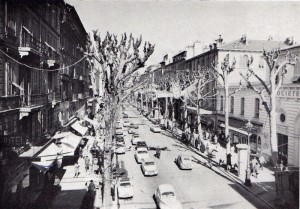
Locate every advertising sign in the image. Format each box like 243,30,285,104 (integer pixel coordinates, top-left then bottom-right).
0,135,27,147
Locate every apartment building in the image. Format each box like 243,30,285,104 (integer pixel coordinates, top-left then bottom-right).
0,1,91,207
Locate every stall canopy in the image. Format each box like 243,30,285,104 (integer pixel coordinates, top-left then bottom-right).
31,143,63,172
220,123,248,135
71,121,88,136
59,132,82,157
52,131,72,140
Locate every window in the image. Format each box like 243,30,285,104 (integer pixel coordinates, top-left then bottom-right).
4,60,19,96
240,97,245,115
230,96,234,113
6,2,17,36
254,98,260,118
240,55,249,68
294,58,300,76
220,96,224,111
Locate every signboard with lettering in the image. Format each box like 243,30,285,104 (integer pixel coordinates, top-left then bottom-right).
277,89,300,98
0,135,27,147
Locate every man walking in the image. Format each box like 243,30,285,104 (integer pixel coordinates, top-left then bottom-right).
85,156,90,172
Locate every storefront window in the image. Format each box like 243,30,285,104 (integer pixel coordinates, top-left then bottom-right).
278,133,288,165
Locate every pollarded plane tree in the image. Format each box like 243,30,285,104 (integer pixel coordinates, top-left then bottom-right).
182,67,217,141
211,55,243,161
239,49,297,166
86,31,154,205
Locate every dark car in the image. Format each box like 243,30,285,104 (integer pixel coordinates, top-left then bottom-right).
123,113,128,118
136,141,147,150
116,135,125,146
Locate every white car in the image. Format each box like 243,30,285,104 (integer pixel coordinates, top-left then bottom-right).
128,128,135,134
150,125,161,133
115,128,123,135
154,184,182,209
123,120,130,127
115,145,126,154
131,135,142,145
176,154,193,170
141,158,158,176
135,147,149,163
117,177,133,199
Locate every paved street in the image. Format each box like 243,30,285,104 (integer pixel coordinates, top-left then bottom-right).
116,106,272,209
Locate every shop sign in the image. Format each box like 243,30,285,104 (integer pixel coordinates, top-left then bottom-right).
277,89,300,98
0,135,27,147
277,124,288,134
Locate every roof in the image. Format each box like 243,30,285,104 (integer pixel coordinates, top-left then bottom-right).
142,157,154,163
219,39,290,52
158,184,175,193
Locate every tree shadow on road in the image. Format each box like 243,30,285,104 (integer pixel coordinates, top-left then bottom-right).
80,192,95,209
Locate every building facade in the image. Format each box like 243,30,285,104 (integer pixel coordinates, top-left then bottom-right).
215,36,299,166
0,1,91,207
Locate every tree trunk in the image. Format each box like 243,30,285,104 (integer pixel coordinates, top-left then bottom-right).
270,72,278,165
224,72,230,158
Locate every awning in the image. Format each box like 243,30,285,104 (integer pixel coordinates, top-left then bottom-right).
220,123,248,135
44,41,56,51
12,82,24,91
71,121,88,136
59,133,82,156
52,131,72,140
38,143,63,162
63,116,78,127
32,161,54,172
186,106,213,114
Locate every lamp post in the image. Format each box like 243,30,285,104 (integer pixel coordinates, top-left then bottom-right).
244,119,253,186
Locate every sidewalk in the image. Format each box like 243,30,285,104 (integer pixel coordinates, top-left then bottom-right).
142,114,295,209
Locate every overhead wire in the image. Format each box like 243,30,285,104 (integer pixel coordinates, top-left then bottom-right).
0,48,88,72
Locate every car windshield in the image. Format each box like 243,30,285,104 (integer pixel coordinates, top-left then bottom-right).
183,158,191,161
120,182,131,187
162,192,175,197
133,136,139,138
138,151,147,154
145,162,155,166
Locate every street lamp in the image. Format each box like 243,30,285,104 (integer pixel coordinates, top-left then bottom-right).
244,119,253,186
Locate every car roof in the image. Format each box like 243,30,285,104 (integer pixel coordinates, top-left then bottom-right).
137,147,147,151
142,157,154,163
120,177,130,182
158,184,175,193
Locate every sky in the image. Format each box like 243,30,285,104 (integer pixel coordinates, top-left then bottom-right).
66,0,300,67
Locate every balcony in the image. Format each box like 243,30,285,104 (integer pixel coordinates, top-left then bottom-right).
18,29,41,58
42,43,60,68
19,94,50,120
0,96,21,111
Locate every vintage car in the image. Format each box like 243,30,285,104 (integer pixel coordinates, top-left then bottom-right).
141,157,158,176
154,184,182,209
134,147,150,163
117,177,133,199
150,125,161,133
176,154,193,170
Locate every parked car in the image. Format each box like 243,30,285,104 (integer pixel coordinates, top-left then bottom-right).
135,147,149,163
129,123,139,129
116,122,123,129
123,120,130,127
117,177,133,199
115,128,123,135
131,135,142,145
176,154,193,170
150,125,161,133
123,113,129,118
136,141,147,150
128,128,135,134
116,135,125,146
115,145,126,154
141,158,158,176
154,184,182,209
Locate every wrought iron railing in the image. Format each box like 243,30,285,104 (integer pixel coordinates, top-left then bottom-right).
0,96,21,111
21,94,49,107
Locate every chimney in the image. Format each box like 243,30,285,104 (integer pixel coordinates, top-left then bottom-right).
240,34,247,44
209,44,213,50
284,36,294,46
213,43,217,49
215,34,223,47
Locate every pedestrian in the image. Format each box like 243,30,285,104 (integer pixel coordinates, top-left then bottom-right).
258,154,266,170
214,134,218,144
253,159,261,178
84,156,90,172
74,162,80,178
79,147,83,158
87,180,96,197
